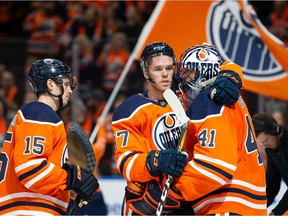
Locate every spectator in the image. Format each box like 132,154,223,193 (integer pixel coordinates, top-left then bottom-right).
267,1,288,45
61,2,85,48
97,32,130,98
118,5,144,50
0,98,8,150
253,113,288,215
73,34,103,90
0,2,28,38
0,70,19,120
0,63,7,88
84,88,106,123
23,2,64,64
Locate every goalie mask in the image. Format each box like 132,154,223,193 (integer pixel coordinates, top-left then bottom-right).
176,43,222,107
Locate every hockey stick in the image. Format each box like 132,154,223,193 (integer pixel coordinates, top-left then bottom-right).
156,89,190,216
66,122,96,215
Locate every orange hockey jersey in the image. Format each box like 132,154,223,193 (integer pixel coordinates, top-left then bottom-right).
112,93,182,183
174,88,267,214
0,102,70,215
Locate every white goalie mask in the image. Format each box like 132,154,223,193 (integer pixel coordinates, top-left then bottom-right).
176,43,222,106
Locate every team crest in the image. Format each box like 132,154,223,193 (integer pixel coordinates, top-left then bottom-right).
153,112,182,150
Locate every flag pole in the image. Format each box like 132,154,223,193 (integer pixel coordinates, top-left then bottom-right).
89,1,166,143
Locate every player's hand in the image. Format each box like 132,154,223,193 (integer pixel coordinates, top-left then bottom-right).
63,163,99,201
146,149,188,177
209,70,242,106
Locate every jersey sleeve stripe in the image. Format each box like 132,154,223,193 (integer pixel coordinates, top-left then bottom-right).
126,154,139,181
193,187,267,205
116,151,131,170
119,152,136,175
18,160,48,181
0,201,65,215
216,188,267,200
193,196,267,213
194,154,237,171
15,158,46,173
25,163,55,189
2,210,54,216
229,179,266,192
0,192,68,208
188,161,226,185
194,159,233,179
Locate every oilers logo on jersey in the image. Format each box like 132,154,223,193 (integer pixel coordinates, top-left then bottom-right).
152,112,182,150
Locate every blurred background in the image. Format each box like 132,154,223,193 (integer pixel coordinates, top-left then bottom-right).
0,1,287,214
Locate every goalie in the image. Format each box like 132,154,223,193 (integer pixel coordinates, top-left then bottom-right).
170,43,267,215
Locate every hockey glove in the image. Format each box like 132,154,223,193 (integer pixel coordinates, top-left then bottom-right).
63,163,99,201
146,149,188,177
127,179,183,215
209,70,242,106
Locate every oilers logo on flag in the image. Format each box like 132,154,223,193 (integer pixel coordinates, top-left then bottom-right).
153,112,182,150
207,1,285,80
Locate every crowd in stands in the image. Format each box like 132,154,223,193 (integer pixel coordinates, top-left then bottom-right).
0,1,288,177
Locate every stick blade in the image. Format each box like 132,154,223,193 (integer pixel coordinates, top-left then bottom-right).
163,89,189,125
67,122,96,172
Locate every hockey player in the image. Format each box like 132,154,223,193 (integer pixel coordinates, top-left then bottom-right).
111,42,243,215
172,43,267,214
0,59,99,215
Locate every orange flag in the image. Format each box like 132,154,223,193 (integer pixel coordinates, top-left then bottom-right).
136,1,288,101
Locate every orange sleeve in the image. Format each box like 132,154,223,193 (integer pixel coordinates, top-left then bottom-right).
220,61,244,88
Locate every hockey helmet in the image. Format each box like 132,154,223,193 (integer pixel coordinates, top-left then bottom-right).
140,42,176,71
28,58,77,95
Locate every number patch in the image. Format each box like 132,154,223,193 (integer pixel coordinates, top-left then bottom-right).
116,130,129,148
24,136,45,155
198,129,216,148
0,152,8,183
